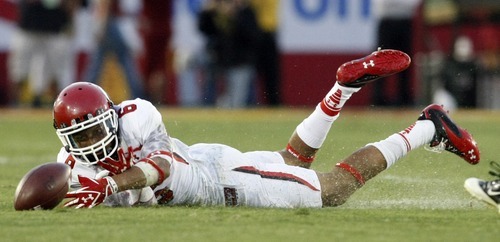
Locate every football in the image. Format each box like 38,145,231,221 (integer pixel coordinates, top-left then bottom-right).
14,162,71,211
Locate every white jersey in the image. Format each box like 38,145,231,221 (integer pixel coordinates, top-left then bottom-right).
57,99,322,208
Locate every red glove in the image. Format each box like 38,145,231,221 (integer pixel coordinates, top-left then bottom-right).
98,147,134,175
64,175,118,209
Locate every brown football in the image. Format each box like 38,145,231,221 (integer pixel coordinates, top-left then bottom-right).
14,162,71,211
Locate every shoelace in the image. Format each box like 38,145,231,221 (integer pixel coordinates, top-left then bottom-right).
488,161,500,179
424,138,447,154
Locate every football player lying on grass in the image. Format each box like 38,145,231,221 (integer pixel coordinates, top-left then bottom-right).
53,49,480,209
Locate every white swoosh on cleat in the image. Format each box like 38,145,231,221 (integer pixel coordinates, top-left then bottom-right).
486,187,500,196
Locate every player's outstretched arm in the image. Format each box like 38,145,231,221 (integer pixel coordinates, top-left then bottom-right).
114,156,170,191
65,157,170,208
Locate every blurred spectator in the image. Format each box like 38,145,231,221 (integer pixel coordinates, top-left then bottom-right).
141,0,172,104
83,0,145,99
172,0,205,107
251,0,281,106
0,0,17,106
8,0,80,107
198,0,262,108
476,25,500,109
440,36,478,108
372,0,420,106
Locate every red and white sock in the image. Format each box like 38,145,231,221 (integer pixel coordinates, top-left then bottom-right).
319,82,361,117
296,82,360,149
369,120,435,169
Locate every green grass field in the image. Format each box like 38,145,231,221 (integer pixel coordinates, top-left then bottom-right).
0,107,499,242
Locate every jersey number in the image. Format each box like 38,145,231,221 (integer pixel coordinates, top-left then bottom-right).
118,104,137,118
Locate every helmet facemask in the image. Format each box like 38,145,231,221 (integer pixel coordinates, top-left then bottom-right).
56,109,119,166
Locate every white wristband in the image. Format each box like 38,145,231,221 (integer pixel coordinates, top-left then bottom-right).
135,162,160,186
104,176,119,194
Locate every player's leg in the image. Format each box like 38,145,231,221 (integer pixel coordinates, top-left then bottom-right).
280,49,411,168
319,104,480,206
279,82,361,168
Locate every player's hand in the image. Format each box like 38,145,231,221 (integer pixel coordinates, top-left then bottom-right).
98,147,134,175
64,175,118,209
